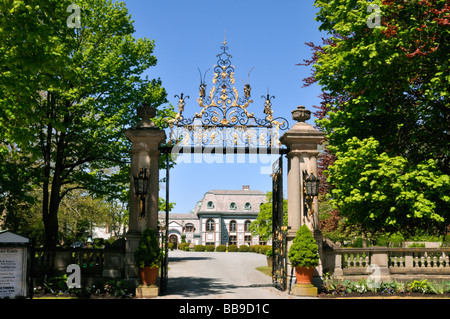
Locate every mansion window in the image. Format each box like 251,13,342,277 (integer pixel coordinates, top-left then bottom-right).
207,201,215,209
229,235,237,245
184,224,195,232
229,220,237,232
244,202,251,210
244,220,251,232
206,218,215,232
230,202,237,210
245,235,252,245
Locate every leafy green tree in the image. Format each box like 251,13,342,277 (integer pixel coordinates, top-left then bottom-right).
326,137,450,237
0,0,174,247
313,0,449,172
249,192,287,242
304,0,450,237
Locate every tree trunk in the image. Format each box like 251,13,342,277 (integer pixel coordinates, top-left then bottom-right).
41,94,67,249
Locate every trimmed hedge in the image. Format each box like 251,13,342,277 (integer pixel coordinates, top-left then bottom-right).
175,243,272,254
216,245,227,252
238,245,249,252
249,245,271,254
178,243,189,251
194,245,205,252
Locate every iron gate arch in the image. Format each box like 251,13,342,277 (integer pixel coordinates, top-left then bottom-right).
158,40,290,294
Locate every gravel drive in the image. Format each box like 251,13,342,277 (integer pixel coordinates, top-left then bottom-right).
156,250,314,299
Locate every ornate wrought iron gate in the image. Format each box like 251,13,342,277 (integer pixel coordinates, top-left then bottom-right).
272,156,287,291
158,40,290,295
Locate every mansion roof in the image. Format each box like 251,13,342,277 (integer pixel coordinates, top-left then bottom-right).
158,186,267,219
195,188,266,216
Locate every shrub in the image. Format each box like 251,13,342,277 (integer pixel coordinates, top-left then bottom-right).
288,225,319,268
178,243,188,251
216,245,227,252
228,244,238,252
259,245,270,255
194,245,205,252
239,245,249,252
205,245,215,252
134,228,162,268
407,279,435,294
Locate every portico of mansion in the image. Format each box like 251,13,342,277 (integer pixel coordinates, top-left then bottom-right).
158,186,270,248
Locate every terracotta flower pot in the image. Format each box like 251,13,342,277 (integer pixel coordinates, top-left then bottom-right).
295,266,314,284
139,266,158,285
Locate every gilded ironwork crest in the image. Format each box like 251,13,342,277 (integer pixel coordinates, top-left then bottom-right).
167,41,289,149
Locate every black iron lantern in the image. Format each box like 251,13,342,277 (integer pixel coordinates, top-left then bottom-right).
303,171,320,216
134,168,148,217
134,168,148,196
304,172,319,198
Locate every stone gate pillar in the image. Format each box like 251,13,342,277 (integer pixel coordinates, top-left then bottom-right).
280,105,325,290
124,103,166,286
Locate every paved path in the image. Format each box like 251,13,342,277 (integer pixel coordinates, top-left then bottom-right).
156,250,314,299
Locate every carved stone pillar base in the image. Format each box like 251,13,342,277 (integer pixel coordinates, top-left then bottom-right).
291,283,318,297
135,285,159,298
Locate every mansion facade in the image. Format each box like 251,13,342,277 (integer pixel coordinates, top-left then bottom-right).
158,186,269,248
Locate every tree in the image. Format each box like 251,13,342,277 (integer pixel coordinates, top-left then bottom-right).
0,0,175,247
249,192,287,242
313,0,449,172
326,137,450,237
301,0,450,237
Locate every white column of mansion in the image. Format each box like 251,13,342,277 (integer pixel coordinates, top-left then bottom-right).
280,105,325,278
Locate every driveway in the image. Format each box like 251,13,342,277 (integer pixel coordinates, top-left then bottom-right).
156,250,313,299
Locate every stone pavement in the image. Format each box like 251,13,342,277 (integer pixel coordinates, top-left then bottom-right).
156,250,316,299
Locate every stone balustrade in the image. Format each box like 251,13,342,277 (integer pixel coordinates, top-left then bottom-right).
32,246,125,284
323,244,450,281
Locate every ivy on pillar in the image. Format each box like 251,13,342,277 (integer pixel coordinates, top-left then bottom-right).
124,102,166,287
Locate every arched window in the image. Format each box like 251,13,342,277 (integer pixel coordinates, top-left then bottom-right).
206,218,215,232
230,202,237,210
244,220,251,232
207,201,214,209
229,220,237,232
244,202,251,210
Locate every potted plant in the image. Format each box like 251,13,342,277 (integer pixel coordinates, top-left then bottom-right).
134,228,162,285
288,225,320,285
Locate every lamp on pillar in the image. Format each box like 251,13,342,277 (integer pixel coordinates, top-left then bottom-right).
303,171,319,217
134,168,149,218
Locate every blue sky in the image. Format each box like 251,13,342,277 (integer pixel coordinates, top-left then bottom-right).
122,0,326,213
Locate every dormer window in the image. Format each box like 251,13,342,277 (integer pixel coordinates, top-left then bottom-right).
230,202,237,210
244,202,251,210
207,201,214,209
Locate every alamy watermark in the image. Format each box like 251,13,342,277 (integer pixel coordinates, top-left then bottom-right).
67,4,81,28
367,4,381,29
66,264,81,289
170,146,281,175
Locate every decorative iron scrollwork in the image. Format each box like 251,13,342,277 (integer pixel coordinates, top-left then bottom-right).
167,41,289,149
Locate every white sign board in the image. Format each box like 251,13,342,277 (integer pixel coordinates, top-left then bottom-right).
0,231,29,298
0,247,27,298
